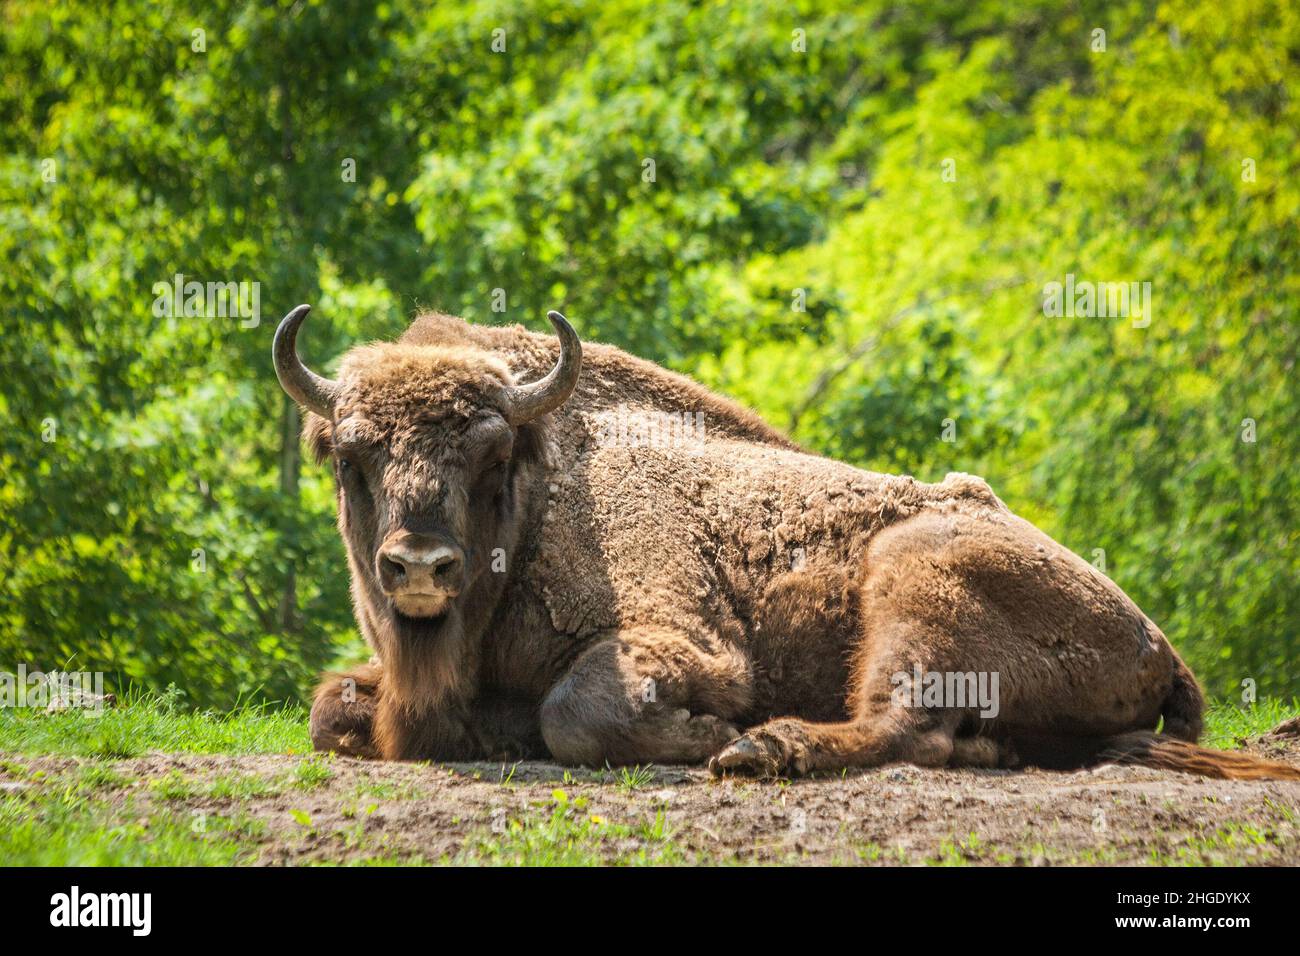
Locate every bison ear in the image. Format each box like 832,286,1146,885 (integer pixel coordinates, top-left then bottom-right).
303,412,334,466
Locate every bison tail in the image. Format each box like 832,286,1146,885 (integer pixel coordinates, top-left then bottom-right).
1098,731,1300,781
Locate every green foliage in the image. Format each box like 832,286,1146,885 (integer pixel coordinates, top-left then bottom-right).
1,0,1297,704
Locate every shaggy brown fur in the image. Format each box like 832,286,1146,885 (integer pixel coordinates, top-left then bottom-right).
288,310,1299,781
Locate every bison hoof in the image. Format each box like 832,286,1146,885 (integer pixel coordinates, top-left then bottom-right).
708,728,797,778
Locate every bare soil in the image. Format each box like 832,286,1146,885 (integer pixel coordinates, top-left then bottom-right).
8,733,1300,865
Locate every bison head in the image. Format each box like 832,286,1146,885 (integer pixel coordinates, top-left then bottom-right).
273,304,580,708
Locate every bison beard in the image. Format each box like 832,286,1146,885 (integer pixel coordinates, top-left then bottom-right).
276,304,1300,781
386,607,468,707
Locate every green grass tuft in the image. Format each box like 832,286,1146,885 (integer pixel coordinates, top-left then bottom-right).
1201,698,1299,750
291,754,335,790
616,765,656,791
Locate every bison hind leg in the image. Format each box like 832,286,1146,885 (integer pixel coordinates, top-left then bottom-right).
948,735,1003,768
310,660,381,758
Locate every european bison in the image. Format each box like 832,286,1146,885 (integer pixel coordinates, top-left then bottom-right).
274,305,1297,780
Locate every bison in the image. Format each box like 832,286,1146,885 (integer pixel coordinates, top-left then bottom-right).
274,304,1298,780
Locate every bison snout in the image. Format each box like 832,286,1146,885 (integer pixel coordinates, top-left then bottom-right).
377,536,465,611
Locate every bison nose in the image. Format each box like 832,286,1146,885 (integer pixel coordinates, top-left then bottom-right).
377,539,465,594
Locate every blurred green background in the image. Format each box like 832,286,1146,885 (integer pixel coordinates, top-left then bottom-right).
2,0,1297,708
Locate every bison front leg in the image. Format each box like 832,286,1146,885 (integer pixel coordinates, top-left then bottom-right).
312,659,504,760
311,659,477,761
373,690,548,762
310,660,382,758
372,693,480,762
540,626,752,766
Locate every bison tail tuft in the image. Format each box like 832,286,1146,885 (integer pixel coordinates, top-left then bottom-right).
1098,731,1300,781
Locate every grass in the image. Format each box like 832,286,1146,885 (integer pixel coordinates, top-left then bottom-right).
1147,822,1289,866
0,693,316,864
1,689,1291,761
0,688,309,757
134,756,336,804
452,789,690,865
616,765,657,791
291,754,334,790
0,783,260,865
208,771,285,800
353,778,426,801
0,693,1295,866
146,767,290,801
1202,697,1298,749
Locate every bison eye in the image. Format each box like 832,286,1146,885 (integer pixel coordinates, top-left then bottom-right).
476,460,508,497
337,457,369,497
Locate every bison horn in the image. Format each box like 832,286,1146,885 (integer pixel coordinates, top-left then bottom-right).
273,304,340,419
504,310,582,424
